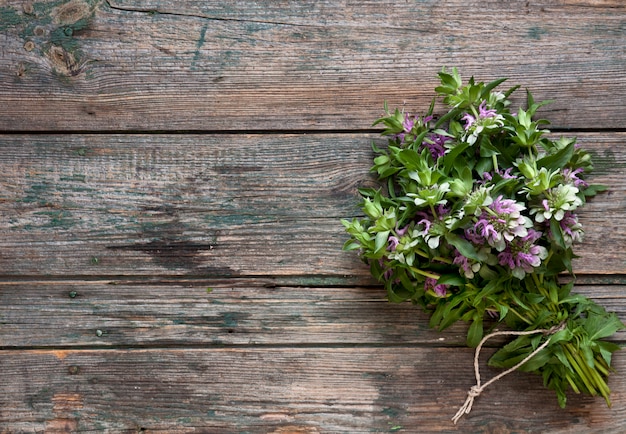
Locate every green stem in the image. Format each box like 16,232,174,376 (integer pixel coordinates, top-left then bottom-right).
564,345,598,395
564,372,581,394
409,266,440,280
508,306,533,325
414,249,453,264
585,357,611,399
429,203,438,220
594,356,610,377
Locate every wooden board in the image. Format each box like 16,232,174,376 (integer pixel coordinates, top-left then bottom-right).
1,0,625,432
1,282,624,349
0,0,624,130
1,133,625,278
1,347,626,433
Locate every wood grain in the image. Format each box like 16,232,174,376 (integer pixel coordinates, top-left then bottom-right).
1,133,624,277
1,0,625,432
0,0,624,130
1,347,625,433
0,282,624,349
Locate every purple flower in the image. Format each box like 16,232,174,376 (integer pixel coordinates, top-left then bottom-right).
478,100,497,118
490,195,522,215
462,101,497,131
499,167,517,179
461,113,476,130
474,195,532,251
402,113,416,133
424,277,448,297
475,218,499,242
395,113,434,144
482,168,515,183
530,184,582,223
562,167,588,188
395,225,409,237
454,250,481,279
465,226,485,244
435,204,450,217
379,258,393,280
557,211,584,246
417,217,431,233
497,229,548,279
422,132,451,159
388,236,400,251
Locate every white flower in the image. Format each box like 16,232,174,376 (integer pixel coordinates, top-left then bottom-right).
531,184,583,222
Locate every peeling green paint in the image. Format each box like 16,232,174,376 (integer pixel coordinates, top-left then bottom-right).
34,210,75,228
588,148,625,176
381,407,400,418
59,174,87,182
0,7,24,31
72,147,90,156
526,26,548,40
190,24,208,70
222,312,238,328
20,183,52,204
9,0,100,77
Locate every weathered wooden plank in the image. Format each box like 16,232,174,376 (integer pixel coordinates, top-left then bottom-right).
0,281,624,348
0,0,624,130
0,347,624,433
1,133,624,277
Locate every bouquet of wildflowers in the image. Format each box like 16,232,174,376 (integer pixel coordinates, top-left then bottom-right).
342,68,623,417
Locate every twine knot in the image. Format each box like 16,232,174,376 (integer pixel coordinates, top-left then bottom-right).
452,322,566,424
468,385,482,398
451,385,483,424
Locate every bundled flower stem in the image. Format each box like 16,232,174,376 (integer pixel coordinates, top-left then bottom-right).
342,67,624,412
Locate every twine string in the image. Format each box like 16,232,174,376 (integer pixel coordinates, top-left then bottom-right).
451,322,566,424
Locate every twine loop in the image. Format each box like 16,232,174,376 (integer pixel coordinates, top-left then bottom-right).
451,322,566,424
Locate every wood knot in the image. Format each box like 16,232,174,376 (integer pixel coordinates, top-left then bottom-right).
23,2,35,15
46,45,84,77
23,41,35,52
52,0,92,25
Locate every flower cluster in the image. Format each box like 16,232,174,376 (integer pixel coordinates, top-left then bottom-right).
342,68,623,409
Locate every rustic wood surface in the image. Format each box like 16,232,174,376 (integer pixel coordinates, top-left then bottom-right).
1,0,625,432
0,0,625,131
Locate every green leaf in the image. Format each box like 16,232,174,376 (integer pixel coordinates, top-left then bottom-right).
374,230,390,254
357,187,379,198
445,233,481,261
481,77,508,99
597,341,622,366
342,241,362,251
438,295,469,330
396,149,424,170
503,84,521,99
467,317,484,348
429,302,445,329
387,284,412,303
527,89,535,109
434,107,463,129
442,141,470,173
478,136,500,158
519,348,552,372
549,218,566,250
583,184,608,197
475,156,493,175
537,140,575,171
363,197,382,219
584,312,625,341
437,274,465,287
